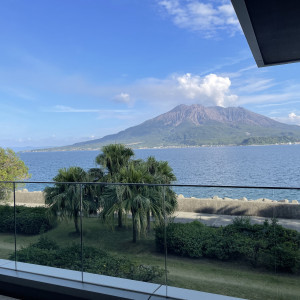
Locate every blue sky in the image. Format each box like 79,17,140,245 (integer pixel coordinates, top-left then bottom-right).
1,0,300,148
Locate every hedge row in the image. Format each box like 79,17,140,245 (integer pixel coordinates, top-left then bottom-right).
0,205,56,235
13,236,164,282
155,218,300,273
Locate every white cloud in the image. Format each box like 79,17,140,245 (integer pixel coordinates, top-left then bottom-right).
271,112,300,126
158,0,241,37
113,92,133,105
128,73,238,108
288,112,300,125
176,73,237,106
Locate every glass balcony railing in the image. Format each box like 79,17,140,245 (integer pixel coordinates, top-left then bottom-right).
0,181,299,299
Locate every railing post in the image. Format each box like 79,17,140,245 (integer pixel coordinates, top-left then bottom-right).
80,183,84,283
13,182,17,270
163,186,168,297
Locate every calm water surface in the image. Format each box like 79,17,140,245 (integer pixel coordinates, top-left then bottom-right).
19,145,300,200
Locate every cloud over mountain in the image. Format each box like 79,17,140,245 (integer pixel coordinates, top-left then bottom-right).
131,73,238,108
177,73,237,106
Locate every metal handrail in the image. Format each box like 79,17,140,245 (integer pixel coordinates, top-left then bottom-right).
1,180,300,190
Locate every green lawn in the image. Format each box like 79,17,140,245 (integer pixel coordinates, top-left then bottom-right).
0,217,299,300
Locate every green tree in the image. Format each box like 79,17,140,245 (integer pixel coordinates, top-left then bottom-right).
96,144,134,178
86,168,105,214
96,144,134,227
0,148,30,200
100,157,177,242
44,167,90,234
145,157,177,232
146,156,176,184
101,161,154,242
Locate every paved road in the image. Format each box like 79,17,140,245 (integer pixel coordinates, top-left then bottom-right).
172,211,300,232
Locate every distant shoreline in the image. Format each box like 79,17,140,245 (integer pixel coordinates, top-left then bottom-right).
25,142,300,153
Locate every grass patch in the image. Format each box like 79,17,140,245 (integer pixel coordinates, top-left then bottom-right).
0,217,299,300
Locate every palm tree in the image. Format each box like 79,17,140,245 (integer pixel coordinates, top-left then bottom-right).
86,168,105,214
119,162,156,243
145,157,177,232
96,144,134,227
100,159,176,243
44,167,89,234
99,184,127,227
146,156,176,183
96,146,177,241
100,161,156,242
95,144,134,178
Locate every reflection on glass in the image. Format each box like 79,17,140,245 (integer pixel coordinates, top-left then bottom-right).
0,182,15,265
82,182,167,295
0,180,299,300
166,186,300,300
14,182,81,281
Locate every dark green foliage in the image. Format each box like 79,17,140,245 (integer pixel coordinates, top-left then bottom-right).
13,236,164,282
222,218,300,272
240,136,298,145
44,167,94,234
156,221,211,258
95,143,134,178
155,218,300,273
0,205,56,235
97,147,177,242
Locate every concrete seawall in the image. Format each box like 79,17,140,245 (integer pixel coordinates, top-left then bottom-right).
177,195,300,219
4,190,300,219
7,190,45,206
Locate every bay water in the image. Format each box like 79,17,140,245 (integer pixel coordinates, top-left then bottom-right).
19,144,300,201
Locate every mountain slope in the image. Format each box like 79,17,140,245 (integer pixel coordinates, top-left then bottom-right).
40,104,300,151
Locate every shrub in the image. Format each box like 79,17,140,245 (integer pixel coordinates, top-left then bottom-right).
156,221,208,256
0,205,56,235
155,219,300,273
12,237,164,282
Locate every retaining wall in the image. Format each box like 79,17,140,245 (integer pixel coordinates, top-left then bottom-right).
177,195,300,219
7,189,45,206
4,191,300,219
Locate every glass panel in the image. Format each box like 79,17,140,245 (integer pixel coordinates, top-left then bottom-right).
3,180,298,300
0,182,15,268
82,182,167,297
271,188,300,300
165,185,300,300
15,182,82,281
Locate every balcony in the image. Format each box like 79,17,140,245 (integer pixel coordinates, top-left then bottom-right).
0,181,299,299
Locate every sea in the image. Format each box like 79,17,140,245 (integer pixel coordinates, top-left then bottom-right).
19,144,300,201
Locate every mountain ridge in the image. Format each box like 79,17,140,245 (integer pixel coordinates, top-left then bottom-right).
35,104,300,151
145,104,283,127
